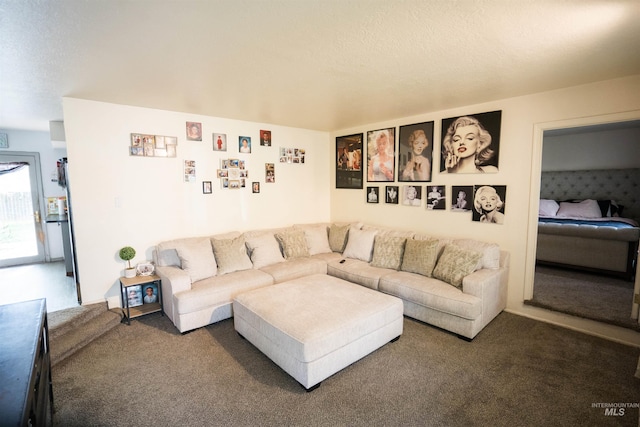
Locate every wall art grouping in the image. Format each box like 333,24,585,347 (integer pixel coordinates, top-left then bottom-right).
279,147,306,164
130,133,178,157
336,109,502,188
217,159,248,189
366,184,507,224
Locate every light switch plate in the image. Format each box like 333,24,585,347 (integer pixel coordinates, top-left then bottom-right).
0,133,8,148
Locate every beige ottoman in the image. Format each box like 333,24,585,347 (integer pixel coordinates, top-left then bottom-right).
233,274,403,391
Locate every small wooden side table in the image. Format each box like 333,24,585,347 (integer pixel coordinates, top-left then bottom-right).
120,274,162,325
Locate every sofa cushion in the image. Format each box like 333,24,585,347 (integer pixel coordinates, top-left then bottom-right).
400,238,439,277
370,235,406,270
275,230,310,259
379,271,482,320
453,239,501,270
327,258,394,290
175,269,274,315
173,238,217,282
328,223,350,252
260,257,327,283
211,236,253,275
245,233,285,269
342,227,377,262
302,225,332,255
432,244,482,288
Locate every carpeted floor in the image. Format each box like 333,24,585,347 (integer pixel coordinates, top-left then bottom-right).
527,266,639,332
51,311,640,426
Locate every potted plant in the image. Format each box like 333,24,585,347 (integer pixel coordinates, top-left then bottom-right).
119,246,137,278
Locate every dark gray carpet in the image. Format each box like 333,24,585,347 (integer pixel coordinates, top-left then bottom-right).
528,266,639,332
51,311,640,426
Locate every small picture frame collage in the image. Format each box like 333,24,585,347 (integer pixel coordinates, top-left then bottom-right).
130,133,178,157
217,159,248,189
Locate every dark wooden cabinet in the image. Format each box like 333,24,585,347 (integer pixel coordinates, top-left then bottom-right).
0,299,54,426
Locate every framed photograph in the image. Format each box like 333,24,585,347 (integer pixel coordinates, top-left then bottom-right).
265,163,275,182
451,185,473,212
203,181,212,194
186,122,202,141
239,136,251,153
366,187,379,203
336,133,363,189
260,130,271,146
426,185,446,210
402,185,422,207
398,122,434,182
367,128,395,182
184,160,196,183
440,110,501,173
142,283,159,304
213,133,227,151
472,185,507,224
385,185,399,204
252,182,260,193
126,285,143,308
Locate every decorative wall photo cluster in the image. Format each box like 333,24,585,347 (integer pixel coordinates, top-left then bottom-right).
346,109,505,224
367,184,507,224
217,159,248,189
279,147,306,164
130,133,178,157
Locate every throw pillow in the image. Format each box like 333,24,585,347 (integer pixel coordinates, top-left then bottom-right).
245,233,285,269
211,236,253,275
538,199,559,217
556,199,602,219
370,235,406,270
432,244,482,289
174,238,218,282
303,225,332,255
453,239,500,270
400,238,439,277
342,227,377,262
328,223,350,252
275,230,310,259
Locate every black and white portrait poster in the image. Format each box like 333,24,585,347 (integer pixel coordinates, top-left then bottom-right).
451,185,473,212
472,185,507,224
440,110,501,174
398,121,434,182
426,185,446,210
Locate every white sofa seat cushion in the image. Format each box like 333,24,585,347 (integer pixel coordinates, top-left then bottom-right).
259,257,327,283
174,269,273,315
327,258,394,290
379,271,482,320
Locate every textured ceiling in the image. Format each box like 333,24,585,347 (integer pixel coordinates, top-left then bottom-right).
1,0,639,133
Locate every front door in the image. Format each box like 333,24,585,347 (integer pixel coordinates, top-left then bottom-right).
0,153,46,267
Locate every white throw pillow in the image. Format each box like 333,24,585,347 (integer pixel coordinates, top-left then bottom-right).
211,236,253,275
453,239,500,270
556,199,602,219
245,233,285,269
174,238,217,282
342,228,377,262
538,199,559,217
303,225,332,255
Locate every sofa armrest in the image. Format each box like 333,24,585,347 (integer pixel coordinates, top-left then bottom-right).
462,257,509,329
462,268,502,298
156,265,192,295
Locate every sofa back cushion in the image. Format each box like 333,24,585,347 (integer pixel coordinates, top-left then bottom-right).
370,235,406,270
245,232,285,269
432,244,483,288
211,235,253,275
400,238,439,277
452,239,501,270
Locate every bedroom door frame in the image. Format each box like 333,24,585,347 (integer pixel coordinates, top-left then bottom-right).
525,110,640,303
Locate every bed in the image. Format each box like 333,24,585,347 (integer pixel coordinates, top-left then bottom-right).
536,168,640,281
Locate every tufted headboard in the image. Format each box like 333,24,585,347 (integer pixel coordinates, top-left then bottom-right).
539,168,640,222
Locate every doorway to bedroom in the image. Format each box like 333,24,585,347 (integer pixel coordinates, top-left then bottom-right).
525,118,640,331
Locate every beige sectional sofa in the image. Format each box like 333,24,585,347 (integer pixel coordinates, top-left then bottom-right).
153,223,509,340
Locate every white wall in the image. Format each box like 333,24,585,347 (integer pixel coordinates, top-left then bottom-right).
0,129,67,259
542,126,640,171
62,99,330,305
330,74,640,345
